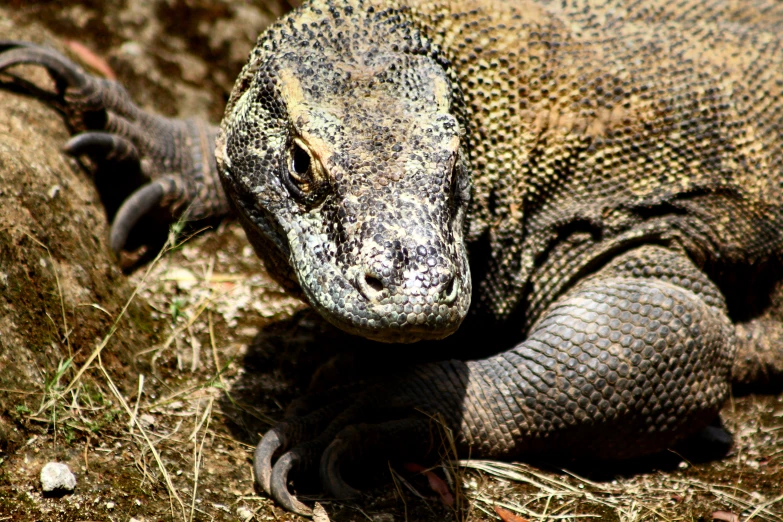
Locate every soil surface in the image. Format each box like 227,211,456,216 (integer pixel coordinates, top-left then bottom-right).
0,2,782,522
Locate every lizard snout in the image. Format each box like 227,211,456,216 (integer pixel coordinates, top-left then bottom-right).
353,267,459,306
340,238,467,340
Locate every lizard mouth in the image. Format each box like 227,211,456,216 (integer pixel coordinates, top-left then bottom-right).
317,298,467,343
295,260,471,344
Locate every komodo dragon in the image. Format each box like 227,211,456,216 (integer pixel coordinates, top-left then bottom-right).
2,0,783,514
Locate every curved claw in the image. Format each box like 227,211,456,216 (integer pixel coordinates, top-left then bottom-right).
320,439,361,499
0,45,86,90
110,181,164,253
0,40,40,51
65,132,139,163
254,428,286,494
270,452,312,516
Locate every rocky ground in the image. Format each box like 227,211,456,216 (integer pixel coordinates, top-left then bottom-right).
0,2,781,521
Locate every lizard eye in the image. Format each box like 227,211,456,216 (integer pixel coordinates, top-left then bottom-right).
291,142,311,178
283,138,325,204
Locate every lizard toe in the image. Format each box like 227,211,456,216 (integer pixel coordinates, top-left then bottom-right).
257,374,450,510
320,418,434,499
254,397,356,498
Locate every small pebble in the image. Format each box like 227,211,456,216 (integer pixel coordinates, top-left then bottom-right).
139,413,156,431
119,41,143,57
237,506,253,522
40,462,76,493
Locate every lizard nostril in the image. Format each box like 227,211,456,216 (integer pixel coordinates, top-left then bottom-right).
355,271,386,301
364,274,384,293
442,276,458,304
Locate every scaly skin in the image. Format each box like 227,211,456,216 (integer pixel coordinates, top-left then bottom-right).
3,0,783,515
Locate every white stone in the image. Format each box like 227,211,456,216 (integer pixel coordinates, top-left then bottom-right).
40,462,76,492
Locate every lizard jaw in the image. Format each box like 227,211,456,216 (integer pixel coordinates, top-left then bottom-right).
292,239,472,343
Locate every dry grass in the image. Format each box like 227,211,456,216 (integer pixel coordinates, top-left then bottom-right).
461,460,783,522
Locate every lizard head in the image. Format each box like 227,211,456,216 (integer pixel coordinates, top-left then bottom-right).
216,1,471,343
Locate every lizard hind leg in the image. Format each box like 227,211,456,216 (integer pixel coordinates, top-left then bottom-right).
733,316,783,392
729,269,783,391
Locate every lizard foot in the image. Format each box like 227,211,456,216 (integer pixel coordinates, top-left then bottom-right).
0,40,229,255
254,371,456,515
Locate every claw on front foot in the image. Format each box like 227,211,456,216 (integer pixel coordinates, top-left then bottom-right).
270,452,312,516
320,438,361,499
254,427,285,494
254,427,361,515
0,41,87,90
110,181,165,254
255,426,317,515
251,375,442,514
64,131,139,163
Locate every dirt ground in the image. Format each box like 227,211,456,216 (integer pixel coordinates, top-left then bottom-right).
0,2,782,521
